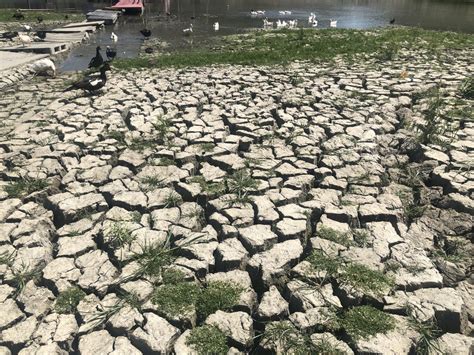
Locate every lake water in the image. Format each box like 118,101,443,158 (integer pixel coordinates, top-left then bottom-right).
2,0,473,71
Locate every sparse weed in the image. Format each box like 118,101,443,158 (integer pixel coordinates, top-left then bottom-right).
226,169,258,200
3,177,49,198
140,175,167,190
458,76,474,99
164,191,182,208
106,223,135,248
317,226,352,247
199,143,215,152
55,286,86,314
152,116,171,143
108,130,126,145
408,308,442,355
11,262,40,297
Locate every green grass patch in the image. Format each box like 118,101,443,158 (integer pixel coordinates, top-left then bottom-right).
55,286,86,314
0,9,83,23
196,281,243,320
341,306,395,340
114,28,473,69
3,178,49,198
340,263,394,297
151,282,201,315
186,325,229,355
306,251,393,297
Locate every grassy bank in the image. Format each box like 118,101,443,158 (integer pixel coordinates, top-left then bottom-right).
0,9,83,23
114,27,474,70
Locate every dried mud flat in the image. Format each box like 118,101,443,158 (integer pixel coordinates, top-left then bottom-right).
0,48,473,354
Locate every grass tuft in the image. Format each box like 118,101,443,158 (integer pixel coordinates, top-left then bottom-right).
458,76,474,99
186,325,229,355
55,286,86,314
3,178,49,198
196,281,243,320
341,306,395,340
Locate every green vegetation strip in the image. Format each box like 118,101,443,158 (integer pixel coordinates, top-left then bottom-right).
114,28,473,69
0,9,82,22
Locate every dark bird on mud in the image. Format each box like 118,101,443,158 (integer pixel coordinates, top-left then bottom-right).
88,46,104,69
390,18,395,24
12,11,24,20
140,28,151,38
37,16,43,24
2,31,19,41
106,46,117,60
144,47,153,54
35,31,47,40
64,62,110,93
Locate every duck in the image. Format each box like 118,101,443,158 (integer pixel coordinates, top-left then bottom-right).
257,10,265,15
140,28,151,38
35,31,47,40
390,18,395,25
288,19,297,29
88,46,104,69
19,33,33,47
29,58,56,77
83,32,90,41
2,31,18,41
330,19,338,28
144,47,153,54
110,31,118,43
183,24,193,35
213,22,219,31
308,12,315,23
250,10,258,16
64,62,111,93
106,46,117,60
312,19,318,27
22,24,32,32
37,16,43,24
64,14,69,20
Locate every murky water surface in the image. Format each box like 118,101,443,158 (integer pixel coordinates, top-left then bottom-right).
2,0,473,71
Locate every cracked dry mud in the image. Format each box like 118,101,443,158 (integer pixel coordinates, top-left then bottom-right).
0,49,473,354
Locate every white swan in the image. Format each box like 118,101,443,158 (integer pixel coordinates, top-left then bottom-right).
263,18,273,28
330,19,337,28
288,19,298,29
110,32,118,43
213,22,219,31
308,12,315,23
29,58,56,77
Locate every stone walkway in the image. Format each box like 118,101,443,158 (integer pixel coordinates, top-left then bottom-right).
0,49,472,354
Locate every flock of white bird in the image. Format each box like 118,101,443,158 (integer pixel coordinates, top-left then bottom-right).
258,10,338,29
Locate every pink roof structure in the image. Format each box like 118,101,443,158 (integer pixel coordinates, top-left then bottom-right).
111,0,144,11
